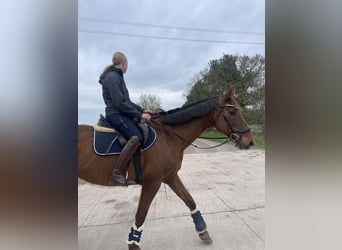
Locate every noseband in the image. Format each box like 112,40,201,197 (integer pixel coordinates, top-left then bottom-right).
214,98,251,143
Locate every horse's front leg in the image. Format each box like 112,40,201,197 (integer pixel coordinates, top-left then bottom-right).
128,180,161,250
165,174,212,244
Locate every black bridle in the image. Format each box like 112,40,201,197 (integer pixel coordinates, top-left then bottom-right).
150,98,251,149
191,101,251,149
214,98,251,143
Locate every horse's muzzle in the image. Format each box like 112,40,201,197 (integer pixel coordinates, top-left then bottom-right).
235,139,254,150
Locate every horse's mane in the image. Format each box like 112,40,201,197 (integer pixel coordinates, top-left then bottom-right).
158,98,218,125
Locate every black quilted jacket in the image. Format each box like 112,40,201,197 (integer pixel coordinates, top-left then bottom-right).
99,66,144,120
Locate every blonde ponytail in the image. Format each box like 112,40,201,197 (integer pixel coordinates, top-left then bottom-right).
102,52,127,74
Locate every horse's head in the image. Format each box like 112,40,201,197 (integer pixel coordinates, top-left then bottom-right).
214,87,254,149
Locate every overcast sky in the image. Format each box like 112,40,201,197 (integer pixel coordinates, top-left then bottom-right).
78,0,264,124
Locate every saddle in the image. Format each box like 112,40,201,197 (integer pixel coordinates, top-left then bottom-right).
93,114,157,184
94,114,155,153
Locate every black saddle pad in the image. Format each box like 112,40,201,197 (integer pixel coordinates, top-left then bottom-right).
93,127,157,156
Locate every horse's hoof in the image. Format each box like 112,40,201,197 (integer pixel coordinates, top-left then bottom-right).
199,231,213,244
128,243,141,250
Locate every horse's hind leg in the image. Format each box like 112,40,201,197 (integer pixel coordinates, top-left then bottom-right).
127,181,161,250
165,174,212,244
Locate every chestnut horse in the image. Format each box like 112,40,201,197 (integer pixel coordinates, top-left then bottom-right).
78,87,254,250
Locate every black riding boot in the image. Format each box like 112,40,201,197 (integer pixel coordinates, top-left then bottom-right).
108,136,141,186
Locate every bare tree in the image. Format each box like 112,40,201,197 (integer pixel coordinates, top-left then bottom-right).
139,94,162,111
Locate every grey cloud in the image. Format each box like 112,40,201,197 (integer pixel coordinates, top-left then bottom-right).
78,0,264,124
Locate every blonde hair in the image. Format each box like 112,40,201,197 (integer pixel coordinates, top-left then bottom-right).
112,52,127,65
102,51,127,73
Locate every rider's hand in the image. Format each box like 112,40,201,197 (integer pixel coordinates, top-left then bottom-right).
142,112,151,121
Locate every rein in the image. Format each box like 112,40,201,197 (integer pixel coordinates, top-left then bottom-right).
149,119,193,145
191,137,231,149
150,118,230,149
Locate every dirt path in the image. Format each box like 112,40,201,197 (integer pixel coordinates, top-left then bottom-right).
78,139,265,250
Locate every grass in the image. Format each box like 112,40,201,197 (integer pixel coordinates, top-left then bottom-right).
248,124,265,149
200,124,265,149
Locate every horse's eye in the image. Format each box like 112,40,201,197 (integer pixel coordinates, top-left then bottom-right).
229,111,236,115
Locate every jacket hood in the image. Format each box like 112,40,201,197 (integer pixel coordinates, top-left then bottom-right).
98,65,123,84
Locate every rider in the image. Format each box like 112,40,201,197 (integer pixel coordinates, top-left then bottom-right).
99,52,151,186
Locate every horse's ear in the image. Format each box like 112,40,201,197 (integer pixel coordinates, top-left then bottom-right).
228,86,235,97
223,86,235,101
